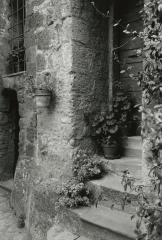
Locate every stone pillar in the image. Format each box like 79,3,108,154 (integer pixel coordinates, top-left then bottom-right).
71,0,108,150
25,0,109,238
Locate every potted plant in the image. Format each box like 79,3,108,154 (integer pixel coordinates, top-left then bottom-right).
89,92,131,159
35,89,51,108
90,110,120,159
35,71,53,108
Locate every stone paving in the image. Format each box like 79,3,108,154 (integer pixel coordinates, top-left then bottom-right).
47,224,89,240
0,188,29,240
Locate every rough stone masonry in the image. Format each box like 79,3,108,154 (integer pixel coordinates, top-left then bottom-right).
0,0,109,239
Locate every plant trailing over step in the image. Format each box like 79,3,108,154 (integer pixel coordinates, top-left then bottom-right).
56,150,109,209
56,179,91,209
73,150,109,182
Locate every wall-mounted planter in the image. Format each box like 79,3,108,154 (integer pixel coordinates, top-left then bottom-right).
35,89,51,108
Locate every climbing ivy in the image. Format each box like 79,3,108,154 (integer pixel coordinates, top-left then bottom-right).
121,1,162,239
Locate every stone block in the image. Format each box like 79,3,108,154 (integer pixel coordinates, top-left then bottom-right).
26,144,35,157
27,0,45,10
26,46,37,64
47,225,78,240
72,18,89,44
25,31,36,48
26,62,37,77
36,53,46,72
26,128,35,143
61,43,73,71
60,0,72,18
37,27,61,50
26,12,44,30
37,29,51,50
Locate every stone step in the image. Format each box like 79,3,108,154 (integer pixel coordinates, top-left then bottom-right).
90,157,142,213
47,224,90,240
0,179,14,193
124,136,142,158
126,137,142,147
90,174,139,214
63,158,141,240
109,157,142,179
71,206,136,240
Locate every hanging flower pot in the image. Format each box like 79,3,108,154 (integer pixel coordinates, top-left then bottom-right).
35,89,51,108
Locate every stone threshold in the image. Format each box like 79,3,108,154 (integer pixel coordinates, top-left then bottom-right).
90,156,142,214
71,205,136,240
0,179,14,193
2,71,26,78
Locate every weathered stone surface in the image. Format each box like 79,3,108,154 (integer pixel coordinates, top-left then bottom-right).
36,53,46,71
0,1,112,240
47,225,78,240
26,128,36,143
27,12,44,30
0,188,30,240
26,144,35,157
26,46,37,64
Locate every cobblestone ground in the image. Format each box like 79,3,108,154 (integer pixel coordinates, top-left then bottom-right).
0,188,29,240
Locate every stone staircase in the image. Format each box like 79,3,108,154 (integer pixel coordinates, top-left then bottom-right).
124,136,142,158
0,137,143,240
69,157,142,240
48,136,142,240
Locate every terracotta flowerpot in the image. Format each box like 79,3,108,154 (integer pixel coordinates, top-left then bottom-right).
35,89,51,108
102,143,120,160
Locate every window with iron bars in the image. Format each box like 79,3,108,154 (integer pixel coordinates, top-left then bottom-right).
8,0,26,74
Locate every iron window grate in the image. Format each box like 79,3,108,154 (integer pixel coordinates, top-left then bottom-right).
8,0,26,74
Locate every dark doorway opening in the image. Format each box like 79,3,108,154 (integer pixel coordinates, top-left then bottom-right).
2,89,20,178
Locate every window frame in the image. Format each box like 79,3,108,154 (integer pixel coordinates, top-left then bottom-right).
8,0,26,74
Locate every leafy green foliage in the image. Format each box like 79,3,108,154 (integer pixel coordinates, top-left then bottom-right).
134,0,162,105
73,150,110,182
90,110,119,145
89,93,131,145
56,179,91,209
142,106,162,163
121,173,162,240
117,1,162,239
56,150,109,209
121,106,162,240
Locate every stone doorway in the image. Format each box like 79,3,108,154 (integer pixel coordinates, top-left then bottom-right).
117,0,143,137
0,89,20,180
115,0,143,158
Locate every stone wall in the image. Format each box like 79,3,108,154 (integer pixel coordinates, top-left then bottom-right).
27,0,108,239
71,0,108,150
0,0,109,239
